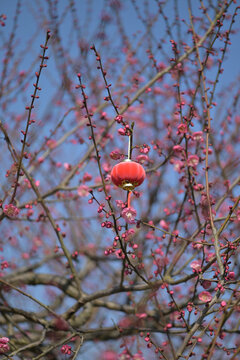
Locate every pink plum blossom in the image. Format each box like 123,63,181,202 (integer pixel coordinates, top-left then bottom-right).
136,154,149,164
173,145,185,153
187,155,199,168
115,200,125,209
38,156,44,163
200,193,215,220
172,159,185,173
202,280,211,289
0,337,10,354
3,204,20,218
121,207,137,224
64,162,71,171
83,172,92,182
193,183,204,191
192,131,203,141
228,272,235,280
123,228,135,240
110,149,124,160
102,162,111,172
177,123,187,134
136,313,147,319
118,128,126,136
46,139,57,148
61,344,71,355
190,260,202,272
198,291,212,303
0,337,9,344
133,352,145,360
77,185,90,197
100,350,118,360
160,219,169,231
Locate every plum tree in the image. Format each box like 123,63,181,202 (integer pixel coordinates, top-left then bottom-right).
0,1,239,359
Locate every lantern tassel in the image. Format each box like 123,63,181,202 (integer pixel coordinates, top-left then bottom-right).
127,191,132,208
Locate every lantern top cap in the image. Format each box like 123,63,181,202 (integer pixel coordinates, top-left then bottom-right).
123,158,135,162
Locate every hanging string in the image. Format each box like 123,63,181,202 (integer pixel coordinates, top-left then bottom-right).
127,122,134,160
127,122,134,207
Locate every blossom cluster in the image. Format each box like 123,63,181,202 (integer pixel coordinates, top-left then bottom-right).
0,337,10,354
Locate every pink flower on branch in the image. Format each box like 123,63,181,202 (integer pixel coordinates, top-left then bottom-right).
3,204,20,218
110,149,124,160
83,172,92,182
177,123,187,134
0,337,10,354
200,193,216,220
121,206,137,224
190,260,202,273
136,154,149,164
198,291,212,303
201,280,211,289
136,312,147,319
115,199,125,209
61,344,71,355
159,219,169,231
77,185,90,197
192,131,203,141
187,155,199,168
46,139,57,149
100,350,118,360
173,145,185,154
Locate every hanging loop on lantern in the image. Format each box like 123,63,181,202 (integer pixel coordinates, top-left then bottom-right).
127,122,134,160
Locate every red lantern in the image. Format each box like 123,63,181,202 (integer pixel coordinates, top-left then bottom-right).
110,159,146,191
